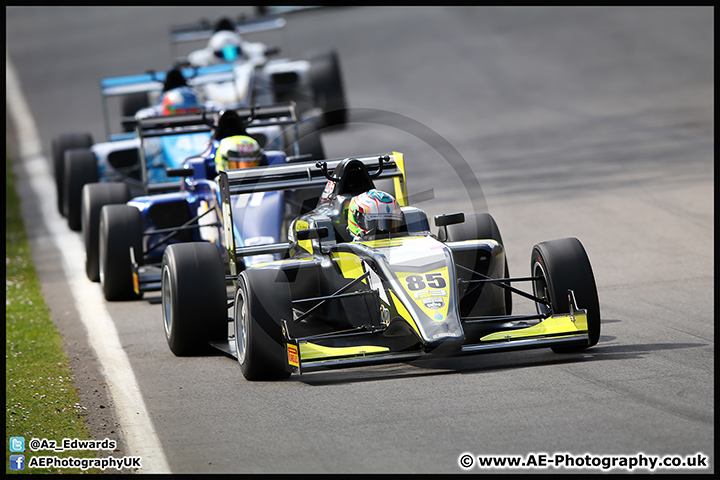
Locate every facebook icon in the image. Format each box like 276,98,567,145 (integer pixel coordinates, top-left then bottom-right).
10,455,25,470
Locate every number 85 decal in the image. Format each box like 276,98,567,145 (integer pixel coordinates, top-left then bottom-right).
405,273,447,291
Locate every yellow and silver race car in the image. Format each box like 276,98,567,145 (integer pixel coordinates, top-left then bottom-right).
160,153,601,380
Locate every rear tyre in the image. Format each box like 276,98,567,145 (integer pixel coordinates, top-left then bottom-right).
64,148,98,231
309,50,348,127
235,269,292,381
99,205,143,301
447,213,512,315
286,114,326,161
161,243,227,356
531,237,601,353
52,133,93,216
82,183,132,282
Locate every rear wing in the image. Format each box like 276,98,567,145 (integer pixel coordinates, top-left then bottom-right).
136,103,298,139
101,63,236,98
170,15,286,44
100,63,237,138
218,152,408,276
135,103,299,194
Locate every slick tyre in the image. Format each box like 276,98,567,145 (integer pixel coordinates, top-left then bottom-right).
121,92,150,131
161,243,227,356
447,213,512,315
64,148,99,231
52,133,93,216
81,182,131,282
235,269,292,381
99,205,143,301
309,50,348,127
285,113,326,161
531,237,601,353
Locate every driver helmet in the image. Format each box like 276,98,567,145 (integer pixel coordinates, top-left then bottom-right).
347,189,403,238
209,30,243,62
159,86,201,115
215,135,261,171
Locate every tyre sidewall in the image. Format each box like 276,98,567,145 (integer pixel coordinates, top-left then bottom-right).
82,183,131,282
99,205,143,301
237,269,292,380
531,237,600,348
64,148,99,231
162,243,227,356
53,133,93,215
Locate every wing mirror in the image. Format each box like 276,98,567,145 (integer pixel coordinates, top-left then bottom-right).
264,46,281,57
434,212,464,242
296,227,329,241
166,167,195,177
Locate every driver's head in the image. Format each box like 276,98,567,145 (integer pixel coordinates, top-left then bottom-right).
162,67,188,92
347,189,403,238
159,86,201,115
209,30,242,62
215,135,261,171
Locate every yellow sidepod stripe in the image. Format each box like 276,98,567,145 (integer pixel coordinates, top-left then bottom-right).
390,290,421,336
480,313,588,342
299,342,389,361
331,251,365,280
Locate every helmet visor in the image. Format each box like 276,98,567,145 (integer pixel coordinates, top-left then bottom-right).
359,212,402,233
215,44,240,61
226,159,259,170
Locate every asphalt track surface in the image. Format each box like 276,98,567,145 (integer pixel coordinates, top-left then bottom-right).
6,6,713,474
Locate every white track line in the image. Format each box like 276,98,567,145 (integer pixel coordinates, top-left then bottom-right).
6,53,171,474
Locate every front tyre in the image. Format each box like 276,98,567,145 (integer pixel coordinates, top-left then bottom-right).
162,243,227,356
531,237,600,353
99,205,143,301
235,269,292,381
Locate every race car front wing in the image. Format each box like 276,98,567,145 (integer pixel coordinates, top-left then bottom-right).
280,290,590,375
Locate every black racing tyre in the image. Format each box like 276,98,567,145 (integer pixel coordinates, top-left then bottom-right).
285,114,326,161
309,50,348,127
531,237,601,353
121,92,150,131
447,213,512,315
235,269,292,381
161,243,228,356
99,205,143,301
81,182,132,282
52,133,93,216
63,148,98,231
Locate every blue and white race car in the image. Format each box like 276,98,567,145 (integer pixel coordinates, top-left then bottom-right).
85,104,322,302
172,14,348,127
52,63,325,232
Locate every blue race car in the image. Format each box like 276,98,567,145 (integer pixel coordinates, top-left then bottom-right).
90,103,322,301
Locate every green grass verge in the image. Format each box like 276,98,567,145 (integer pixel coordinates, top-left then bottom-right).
5,157,102,474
